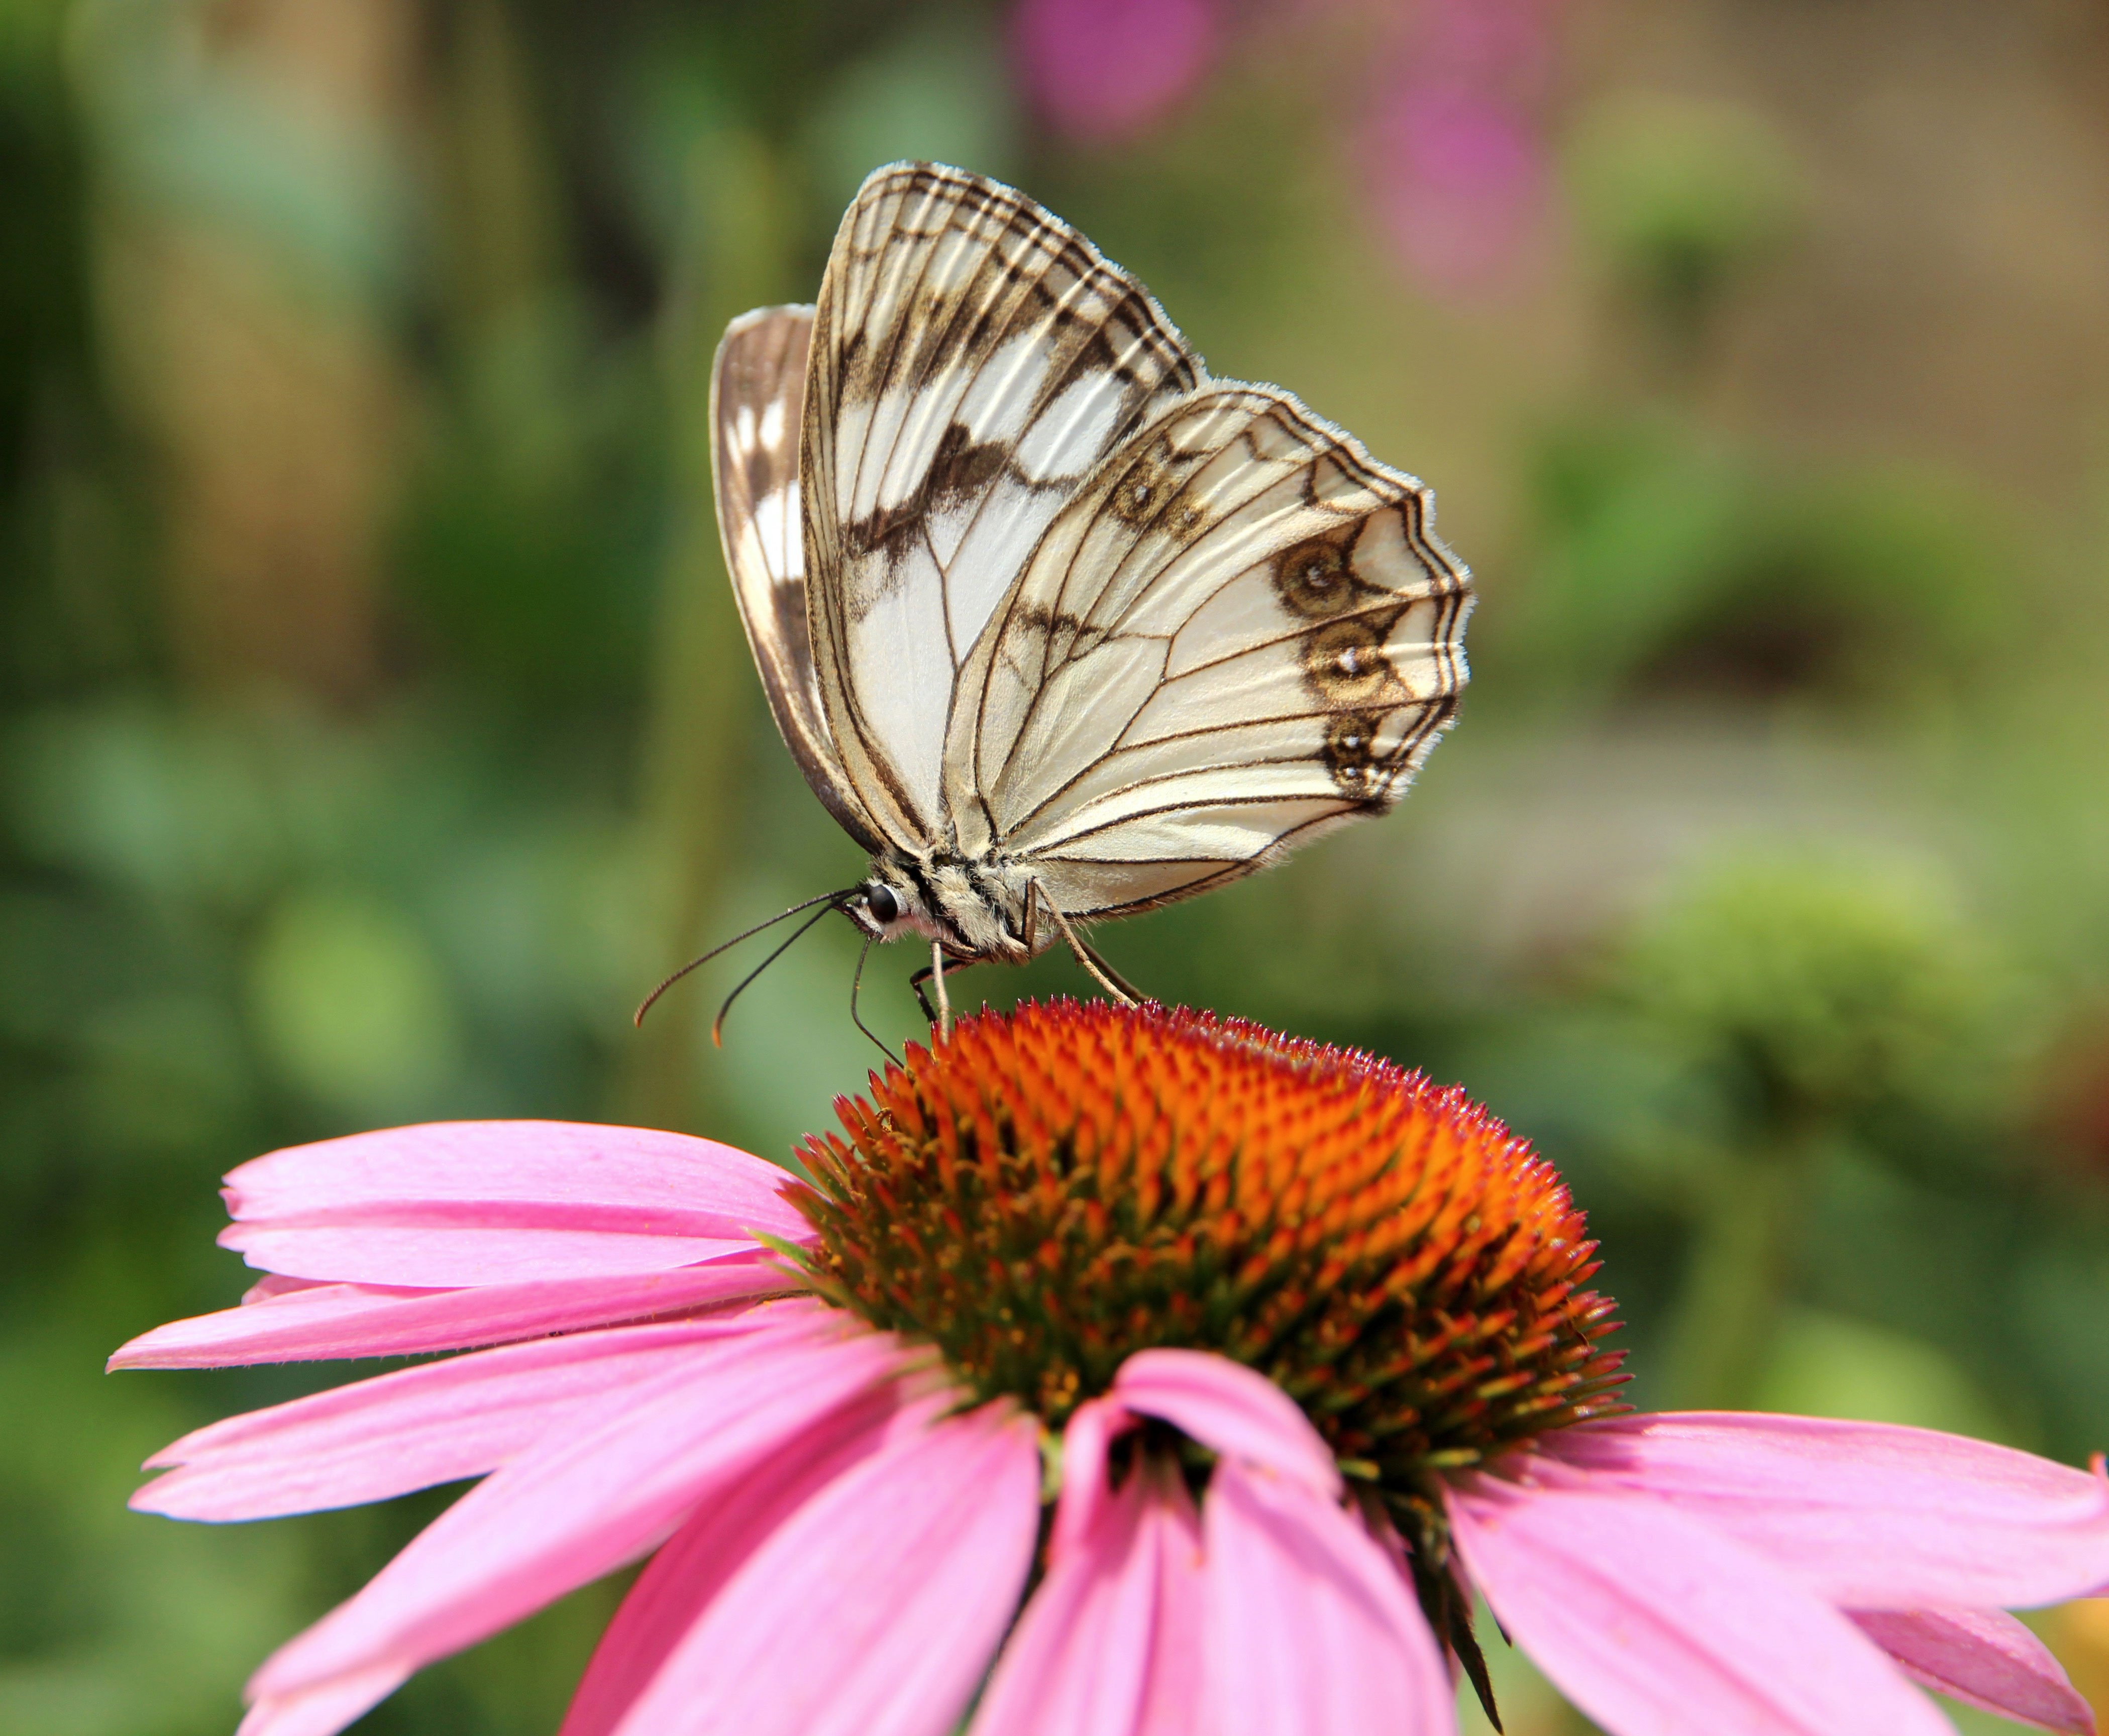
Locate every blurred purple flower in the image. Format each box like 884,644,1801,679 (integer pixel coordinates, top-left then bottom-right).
1010,0,1222,143
1359,0,1559,296
1007,0,1564,293
1362,78,1546,292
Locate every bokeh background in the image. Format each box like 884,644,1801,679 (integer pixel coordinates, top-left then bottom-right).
6,0,2109,1730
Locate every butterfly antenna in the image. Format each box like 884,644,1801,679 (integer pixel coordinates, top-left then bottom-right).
847,929,901,1066
635,888,859,1028
710,900,840,1047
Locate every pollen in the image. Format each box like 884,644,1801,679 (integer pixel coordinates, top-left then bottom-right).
788,1000,1626,1494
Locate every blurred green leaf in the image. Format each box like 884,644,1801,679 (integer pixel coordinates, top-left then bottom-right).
247,886,462,1119
1754,1307,2011,1439
1568,91,1804,359
71,0,414,306
1617,851,2017,1136
1502,420,2027,712
802,8,1019,214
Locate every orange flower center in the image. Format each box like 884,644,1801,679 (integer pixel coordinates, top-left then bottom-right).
788,1000,1626,1507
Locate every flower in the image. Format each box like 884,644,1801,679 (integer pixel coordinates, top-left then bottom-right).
1004,0,1562,294
1358,0,1560,295
115,1001,2109,1736
1009,0,1221,144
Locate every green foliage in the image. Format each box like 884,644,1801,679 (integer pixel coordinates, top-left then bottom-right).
1502,417,2023,711
1568,92,1804,367
1618,852,2010,1132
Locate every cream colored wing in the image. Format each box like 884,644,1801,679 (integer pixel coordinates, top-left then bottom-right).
947,385,1471,919
711,304,883,853
800,162,1204,855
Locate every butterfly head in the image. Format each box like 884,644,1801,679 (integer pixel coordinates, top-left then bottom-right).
848,862,931,945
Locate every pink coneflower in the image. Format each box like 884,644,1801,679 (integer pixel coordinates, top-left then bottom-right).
116,1002,2107,1736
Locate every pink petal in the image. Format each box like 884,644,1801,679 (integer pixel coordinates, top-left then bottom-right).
247,1310,910,1720
973,1457,1204,1736
1852,1608,2094,1736
243,1274,327,1303
135,1319,766,1522
560,1388,957,1736
1135,1495,1207,1736
221,1224,758,1286
1195,1457,1452,1736
1449,1476,1955,1736
1113,1350,1340,1495
219,1121,813,1285
108,1253,793,1368
603,1400,1042,1736
1549,1412,2109,1609
235,1664,408,1736
1048,1395,1127,1561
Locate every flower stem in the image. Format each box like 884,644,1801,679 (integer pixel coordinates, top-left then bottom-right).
1656,1132,1816,1411
621,129,791,1131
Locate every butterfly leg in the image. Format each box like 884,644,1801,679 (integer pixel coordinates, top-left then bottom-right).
928,940,953,1036
1037,886,1141,1006
911,952,993,1030
1022,880,1041,958
1078,934,1146,1003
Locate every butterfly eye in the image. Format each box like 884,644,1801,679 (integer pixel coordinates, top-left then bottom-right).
867,885,901,926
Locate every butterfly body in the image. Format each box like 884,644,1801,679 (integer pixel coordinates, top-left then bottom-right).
711,164,1471,1001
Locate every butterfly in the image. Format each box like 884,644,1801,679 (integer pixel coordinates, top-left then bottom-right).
706,162,1471,1037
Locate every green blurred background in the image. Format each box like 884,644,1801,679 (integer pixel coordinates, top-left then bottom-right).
6,0,2109,1730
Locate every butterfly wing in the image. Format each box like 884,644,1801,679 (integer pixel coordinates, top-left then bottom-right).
711,304,883,853
800,162,1205,855
948,384,1471,919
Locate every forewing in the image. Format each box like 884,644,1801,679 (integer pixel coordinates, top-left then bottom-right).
712,305,884,853
954,386,1471,919
801,162,1205,852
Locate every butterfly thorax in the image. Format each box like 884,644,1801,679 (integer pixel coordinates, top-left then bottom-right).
853,851,1043,965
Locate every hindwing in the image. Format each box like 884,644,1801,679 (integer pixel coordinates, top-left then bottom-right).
946,386,1471,918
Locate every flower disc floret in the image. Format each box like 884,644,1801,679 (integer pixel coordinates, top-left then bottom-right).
790,1000,1628,1497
